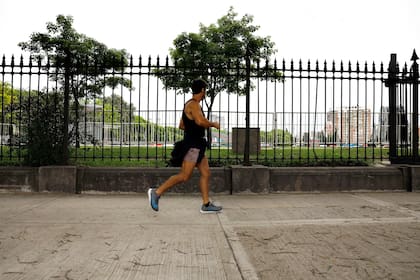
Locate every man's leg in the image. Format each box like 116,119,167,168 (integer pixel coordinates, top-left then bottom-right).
148,148,200,211
148,160,195,211
197,156,222,213
156,160,196,196
196,156,210,205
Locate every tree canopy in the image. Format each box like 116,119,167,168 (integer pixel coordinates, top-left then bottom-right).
17,14,133,164
156,7,282,116
0,82,20,122
19,14,132,99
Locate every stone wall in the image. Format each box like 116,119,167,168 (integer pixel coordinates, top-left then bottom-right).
0,165,414,194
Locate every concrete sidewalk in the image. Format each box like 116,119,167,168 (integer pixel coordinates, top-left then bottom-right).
0,192,419,280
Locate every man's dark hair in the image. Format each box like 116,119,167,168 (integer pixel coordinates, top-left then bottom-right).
191,78,208,94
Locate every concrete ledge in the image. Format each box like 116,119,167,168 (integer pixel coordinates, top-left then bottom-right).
270,167,405,192
39,166,77,193
409,166,420,192
231,165,269,193
0,165,413,194
0,167,38,192
78,167,231,194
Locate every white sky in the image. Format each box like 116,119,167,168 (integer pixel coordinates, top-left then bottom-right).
1,0,419,64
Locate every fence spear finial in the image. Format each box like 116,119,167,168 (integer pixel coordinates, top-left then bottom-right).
411,49,418,61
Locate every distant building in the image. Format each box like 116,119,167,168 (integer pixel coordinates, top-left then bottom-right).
376,106,389,144
374,106,408,145
326,106,372,144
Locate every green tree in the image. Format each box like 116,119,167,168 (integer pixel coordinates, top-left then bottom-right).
156,7,282,118
19,15,131,99
0,82,21,123
261,129,293,145
18,15,132,164
86,95,135,123
21,90,65,166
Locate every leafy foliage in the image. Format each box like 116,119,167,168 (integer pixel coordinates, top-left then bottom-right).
18,90,66,166
17,14,133,164
260,129,293,145
0,82,22,123
155,7,282,116
18,15,132,99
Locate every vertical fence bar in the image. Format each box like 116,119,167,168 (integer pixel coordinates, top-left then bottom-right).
371,62,376,160
62,52,71,164
9,56,15,161
137,55,142,160
298,59,302,161
313,60,319,162
128,56,134,161
17,56,24,160
35,57,41,162
356,62,360,159
306,60,311,162
339,61,344,160
364,62,368,160
388,54,398,160
27,57,33,159
402,64,409,157
290,59,294,161
146,56,151,160
226,61,231,162
164,56,169,161
411,50,419,160
83,57,89,160
172,57,176,145
93,58,99,160
273,59,277,161
235,59,240,163
155,56,160,166
282,59,286,161
312,60,318,161
217,69,222,161
243,49,251,166
322,60,328,160
331,61,336,162
323,61,327,160
119,55,125,161
264,59,268,162
101,60,106,161
0,56,5,159
379,62,385,161
347,61,352,159
74,59,80,154
255,59,260,163
110,57,115,159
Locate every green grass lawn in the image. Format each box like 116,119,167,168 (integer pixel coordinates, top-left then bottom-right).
0,145,390,167
70,145,389,167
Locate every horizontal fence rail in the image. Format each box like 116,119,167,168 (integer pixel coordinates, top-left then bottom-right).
1,54,415,166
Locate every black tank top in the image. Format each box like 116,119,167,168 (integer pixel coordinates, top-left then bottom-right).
182,100,205,140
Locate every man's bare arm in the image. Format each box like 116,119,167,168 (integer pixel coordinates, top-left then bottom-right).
189,101,220,129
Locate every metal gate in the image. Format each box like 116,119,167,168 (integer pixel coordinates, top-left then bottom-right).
386,50,420,164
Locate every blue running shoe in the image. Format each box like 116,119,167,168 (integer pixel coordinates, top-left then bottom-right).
200,202,222,214
148,188,160,211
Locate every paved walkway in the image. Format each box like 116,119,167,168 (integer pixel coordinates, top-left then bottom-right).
0,192,419,280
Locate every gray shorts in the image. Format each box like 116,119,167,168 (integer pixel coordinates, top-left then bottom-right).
183,148,200,163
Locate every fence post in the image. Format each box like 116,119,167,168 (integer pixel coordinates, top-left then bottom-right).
62,52,71,165
411,49,419,161
243,47,251,166
387,54,398,161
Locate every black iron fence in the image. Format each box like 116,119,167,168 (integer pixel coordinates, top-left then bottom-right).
1,51,419,166
386,51,420,163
